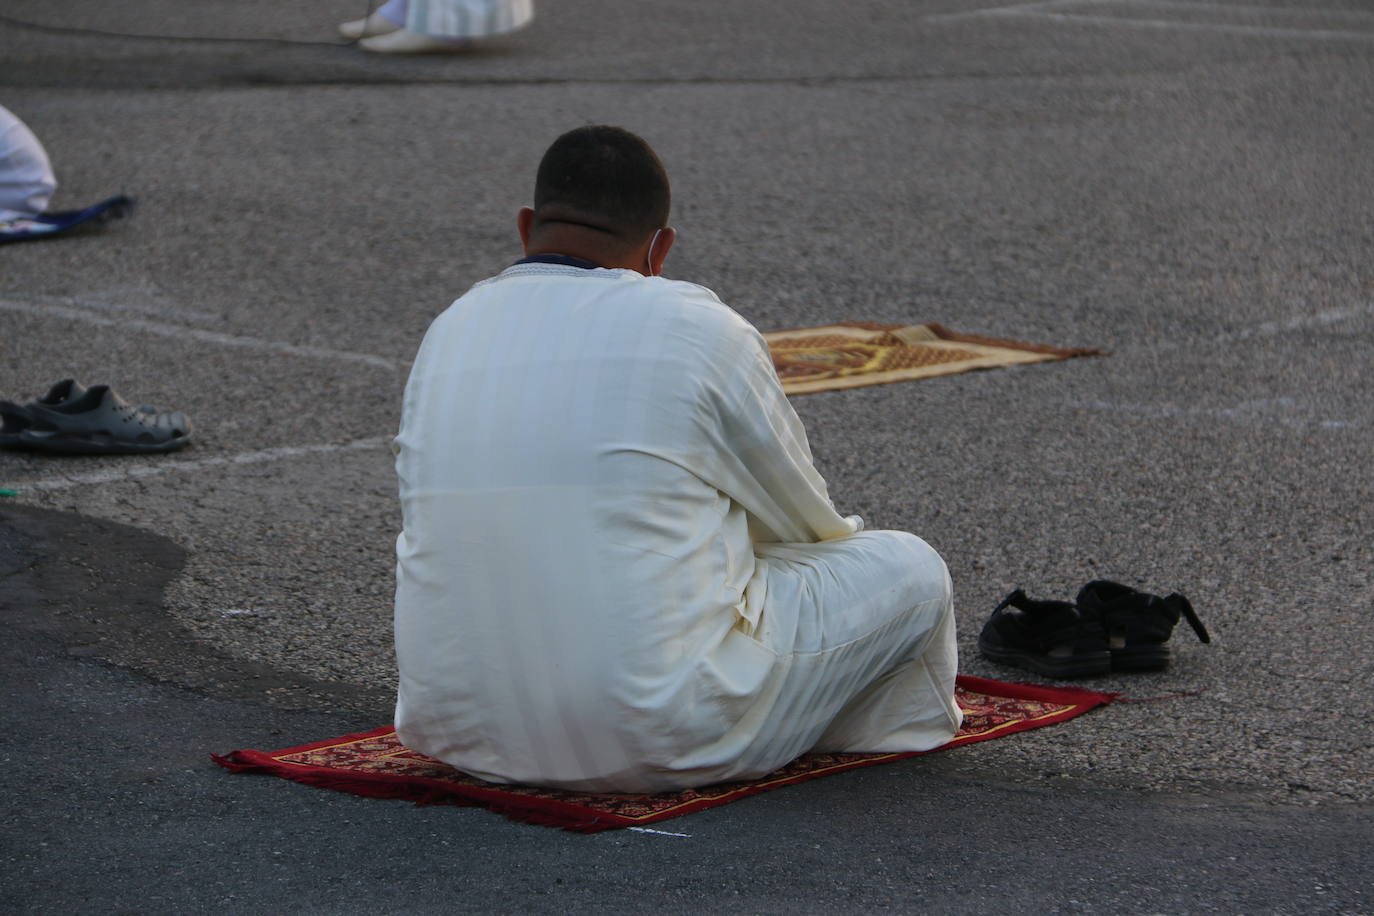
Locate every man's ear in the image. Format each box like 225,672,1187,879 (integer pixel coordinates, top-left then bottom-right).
517,206,535,252
647,226,677,276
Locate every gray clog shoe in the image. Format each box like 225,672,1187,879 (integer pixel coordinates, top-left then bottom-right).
19,384,191,454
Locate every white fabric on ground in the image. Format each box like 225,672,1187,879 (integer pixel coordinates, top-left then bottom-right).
377,0,533,37
393,262,961,792
0,105,57,221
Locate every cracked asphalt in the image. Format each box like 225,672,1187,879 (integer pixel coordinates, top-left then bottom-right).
2,0,1372,911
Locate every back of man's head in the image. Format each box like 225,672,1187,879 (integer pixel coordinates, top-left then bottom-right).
533,126,670,246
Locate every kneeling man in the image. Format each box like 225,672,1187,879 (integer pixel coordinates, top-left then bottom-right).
393,126,961,792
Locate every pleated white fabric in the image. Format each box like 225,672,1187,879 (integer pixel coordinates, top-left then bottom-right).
393,263,961,792
0,105,57,221
378,0,533,38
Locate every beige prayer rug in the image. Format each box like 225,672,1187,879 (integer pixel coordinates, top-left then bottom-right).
764,322,1101,395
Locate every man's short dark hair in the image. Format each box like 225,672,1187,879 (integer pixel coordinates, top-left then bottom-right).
533,126,670,244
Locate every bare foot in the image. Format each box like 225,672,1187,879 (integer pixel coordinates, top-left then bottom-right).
357,28,470,53
338,12,401,40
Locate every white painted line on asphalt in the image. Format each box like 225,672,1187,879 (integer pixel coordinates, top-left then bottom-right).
928,0,1374,39
0,290,223,323
1131,303,1373,354
7,436,392,492
1024,10,1374,41
0,298,401,372
924,0,1087,23
1112,0,1374,23
626,827,693,838
1213,303,1374,343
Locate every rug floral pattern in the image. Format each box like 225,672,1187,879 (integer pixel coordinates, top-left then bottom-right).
223,678,1109,829
763,322,1100,395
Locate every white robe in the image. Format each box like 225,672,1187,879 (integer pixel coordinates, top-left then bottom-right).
378,0,533,38
0,105,57,222
393,262,961,792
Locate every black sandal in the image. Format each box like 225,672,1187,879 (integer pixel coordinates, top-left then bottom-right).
978,588,1111,678
1076,580,1210,672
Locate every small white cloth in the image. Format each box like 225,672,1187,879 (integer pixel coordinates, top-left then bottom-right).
0,105,57,221
393,263,961,792
378,0,533,37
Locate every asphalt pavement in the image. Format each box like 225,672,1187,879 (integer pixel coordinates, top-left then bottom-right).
2,0,1372,911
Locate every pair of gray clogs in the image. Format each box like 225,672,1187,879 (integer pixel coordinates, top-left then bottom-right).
0,379,191,455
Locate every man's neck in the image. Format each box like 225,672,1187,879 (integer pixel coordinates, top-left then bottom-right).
525,223,639,272
515,253,601,270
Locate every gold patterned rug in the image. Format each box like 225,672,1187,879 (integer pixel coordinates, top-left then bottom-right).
764,322,1101,395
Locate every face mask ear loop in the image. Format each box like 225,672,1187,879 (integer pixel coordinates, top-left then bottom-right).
645,228,662,277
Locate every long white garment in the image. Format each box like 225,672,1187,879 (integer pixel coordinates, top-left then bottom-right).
377,0,533,37
0,105,57,221
393,262,962,792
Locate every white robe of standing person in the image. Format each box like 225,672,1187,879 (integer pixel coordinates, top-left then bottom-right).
339,0,533,53
392,126,962,793
0,104,57,222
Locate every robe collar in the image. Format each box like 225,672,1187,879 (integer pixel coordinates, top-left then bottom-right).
513,253,602,270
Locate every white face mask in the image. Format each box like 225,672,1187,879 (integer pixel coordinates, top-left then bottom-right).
644,228,663,277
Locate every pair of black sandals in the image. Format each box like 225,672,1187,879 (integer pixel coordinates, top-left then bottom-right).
979,580,1210,678
0,379,191,455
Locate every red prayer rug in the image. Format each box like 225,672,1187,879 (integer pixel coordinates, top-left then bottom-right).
214,677,1114,833
763,322,1102,395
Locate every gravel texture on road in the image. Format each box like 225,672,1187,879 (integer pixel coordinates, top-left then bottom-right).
2,0,1371,816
